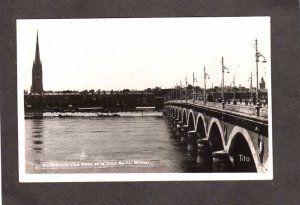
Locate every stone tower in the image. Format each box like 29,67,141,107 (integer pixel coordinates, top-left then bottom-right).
30,31,43,94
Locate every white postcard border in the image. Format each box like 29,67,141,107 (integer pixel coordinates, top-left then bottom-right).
17,17,273,182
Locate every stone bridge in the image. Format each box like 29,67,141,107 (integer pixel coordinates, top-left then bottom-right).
163,100,269,173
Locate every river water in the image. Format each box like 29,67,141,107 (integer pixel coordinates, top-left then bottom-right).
25,113,200,173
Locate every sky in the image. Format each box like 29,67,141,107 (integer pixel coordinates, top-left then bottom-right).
17,17,270,91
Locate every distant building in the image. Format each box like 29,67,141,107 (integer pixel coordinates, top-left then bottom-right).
30,32,43,94
259,77,265,89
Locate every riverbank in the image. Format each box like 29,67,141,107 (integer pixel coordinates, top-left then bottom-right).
41,111,163,118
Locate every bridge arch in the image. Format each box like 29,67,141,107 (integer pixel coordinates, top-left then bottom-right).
187,110,196,131
182,109,188,125
177,107,181,120
195,113,207,138
227,126,259,172
207,118,225,152
178,108,182,121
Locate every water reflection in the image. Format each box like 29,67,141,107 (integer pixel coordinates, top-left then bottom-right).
30,119,44,164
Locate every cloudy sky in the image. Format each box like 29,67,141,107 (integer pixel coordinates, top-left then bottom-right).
17,17,270,91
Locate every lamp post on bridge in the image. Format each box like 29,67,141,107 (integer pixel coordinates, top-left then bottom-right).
204,66,210,105
192,72,198,103
248,72,253,105
174,85,177,102
173,89,175,101
230,76,236,104
254,39,267,106
175,85,179,102
185,77,188,102
221,57,230,104
176,85,179,102
176,83,180,102
180,81,182,103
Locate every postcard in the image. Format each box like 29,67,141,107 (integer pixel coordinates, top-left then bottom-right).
17,17,272,182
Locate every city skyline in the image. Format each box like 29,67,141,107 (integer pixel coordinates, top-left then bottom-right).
17,17,271,91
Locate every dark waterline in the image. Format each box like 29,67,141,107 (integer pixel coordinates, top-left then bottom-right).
25,115,203,173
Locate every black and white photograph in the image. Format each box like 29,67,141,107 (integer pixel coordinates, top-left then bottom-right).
17,17,272,182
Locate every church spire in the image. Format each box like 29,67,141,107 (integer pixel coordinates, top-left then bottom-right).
31,31,43,94
35,31,40,62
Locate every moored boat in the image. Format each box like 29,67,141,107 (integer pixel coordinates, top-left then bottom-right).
25,112,43,119
97,113,120,117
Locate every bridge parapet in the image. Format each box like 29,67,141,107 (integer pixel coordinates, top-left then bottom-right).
166,100,268,118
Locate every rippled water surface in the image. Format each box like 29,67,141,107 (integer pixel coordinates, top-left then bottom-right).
25,114,200,173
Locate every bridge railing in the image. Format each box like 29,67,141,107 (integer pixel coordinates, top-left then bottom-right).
165,99,268,118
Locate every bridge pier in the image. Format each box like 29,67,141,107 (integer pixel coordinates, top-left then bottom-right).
187,131,198,154
163,112,171,121
165,114,175,130
169,117,179,132
172,121,178,132
180,125,189,142
212,150,233,172
176,121,184,136
196,139,212,172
